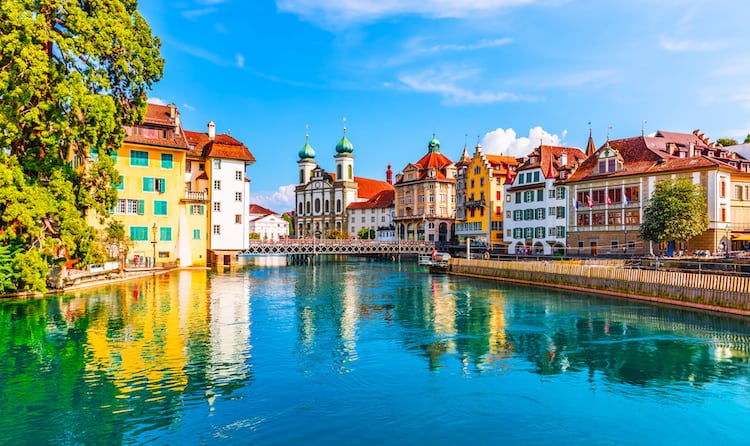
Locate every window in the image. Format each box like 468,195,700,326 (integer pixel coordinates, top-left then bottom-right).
213,202,221,212
130,150,148,167
515,192,521,203
470,179,475,188
474,166,481,175
592,212,605,225
213,180,221,190
721,206,727,222
533,171,540,182
556,187,566,199
496,206,502,215
537,189,544,201
624,186,640,203
549,189,556,199
213,225,221,235
480,177,485,187
336,199,342,213
315,198,321,213
735,185,744,200
235,214,242,224
142,177,166,193
114,199,143,215
160,227,172,241
608,211,622,225
519,174,525,185
720,179,727,198
235,192,242,202
625,210,640,225
577,213,590,226
213,159,222,170
193,229,201,240
190,205,205,215
199,163,205,171
129,226,148,241
154,200,168,216
235,170,242,180
161,153,173,169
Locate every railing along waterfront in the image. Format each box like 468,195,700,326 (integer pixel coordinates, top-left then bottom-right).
449,258,750,314
241,239,435,256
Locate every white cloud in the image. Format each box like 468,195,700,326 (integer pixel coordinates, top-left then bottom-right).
251,184,296,213
398,68,536,105
182,8,216,20
236,53,245,68
730,88,750,109
182,103,196,112
147,97,167,105
276,0,542,25
659,37,728,52
482,126,563,157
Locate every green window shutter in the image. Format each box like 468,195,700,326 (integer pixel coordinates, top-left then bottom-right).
154,200,167,216
161,153,173,169
142,177,154,192
560,188,566,199
189,205,194,215
158,178,166,193
130,150,149,167
199,205,205,215
130,226,148,241
193,229,200,240
160,227,172,241
137,200,145,215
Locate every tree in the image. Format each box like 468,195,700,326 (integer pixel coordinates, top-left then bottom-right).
281,213,294,236
104,221,131,274
745,134,750,144
640,178,709,246
357,228,375,240
717,138,738,147
0,2,163,292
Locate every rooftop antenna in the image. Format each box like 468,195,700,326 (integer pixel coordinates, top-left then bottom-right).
641,119,647,136
607,125,613,142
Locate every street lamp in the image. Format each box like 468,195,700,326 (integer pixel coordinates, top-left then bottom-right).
726,223,732,258
466,237,471,259
151,223,157,270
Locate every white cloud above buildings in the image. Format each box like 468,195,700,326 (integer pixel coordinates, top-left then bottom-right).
482,126,566,158
252,184,296,214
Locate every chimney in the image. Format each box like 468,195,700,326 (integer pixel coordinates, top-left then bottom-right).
386,164,393,185
174,110,181,137
689,142,695,157
208,120,216,140
168,102,176,119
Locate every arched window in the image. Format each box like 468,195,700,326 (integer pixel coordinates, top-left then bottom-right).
315,198,321,213
337,164,342,179
325,200,330,213
336,199,341,213
348,165,353,180
298,202,303,214
299,169,304,183
306,201,311,214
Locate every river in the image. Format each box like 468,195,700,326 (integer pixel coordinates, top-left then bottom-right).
1,260,749,445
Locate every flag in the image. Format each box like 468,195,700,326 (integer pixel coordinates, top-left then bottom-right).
574,199,579,209
624,195,629,205
606,195,612,205
586,195,593,208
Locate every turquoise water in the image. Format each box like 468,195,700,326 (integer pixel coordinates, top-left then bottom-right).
1,261,750,445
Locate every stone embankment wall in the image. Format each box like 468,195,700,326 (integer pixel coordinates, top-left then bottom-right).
449,258,750,316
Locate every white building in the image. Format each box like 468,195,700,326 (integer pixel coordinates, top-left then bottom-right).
248,204,289,241
185,121,255,265
347,188,395,239
504,144,585,255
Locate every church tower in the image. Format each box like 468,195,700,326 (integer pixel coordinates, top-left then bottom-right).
334,119,355,182
298,129,316,185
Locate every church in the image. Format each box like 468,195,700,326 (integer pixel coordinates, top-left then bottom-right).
294,124,393,238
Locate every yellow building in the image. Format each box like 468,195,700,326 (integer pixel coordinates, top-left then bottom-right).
455,143,518,249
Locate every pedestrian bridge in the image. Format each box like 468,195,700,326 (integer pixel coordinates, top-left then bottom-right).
240,240,435,256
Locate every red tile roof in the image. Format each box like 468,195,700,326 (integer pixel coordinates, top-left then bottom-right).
517,145,586,179
354,176,394,199
249,204,277,216
124,103,190,149
184,130,256,163
348,189,394,209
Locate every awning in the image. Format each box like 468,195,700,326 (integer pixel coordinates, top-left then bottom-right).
732,234,750,241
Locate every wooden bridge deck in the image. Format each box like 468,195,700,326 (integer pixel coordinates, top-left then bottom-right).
240,240,435,256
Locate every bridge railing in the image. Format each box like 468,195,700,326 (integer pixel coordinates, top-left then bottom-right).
242,239,435,255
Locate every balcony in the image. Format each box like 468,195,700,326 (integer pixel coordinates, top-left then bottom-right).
183,190,208,202
465,199,486,209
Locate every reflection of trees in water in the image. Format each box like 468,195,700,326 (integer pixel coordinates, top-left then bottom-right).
393,279,750,386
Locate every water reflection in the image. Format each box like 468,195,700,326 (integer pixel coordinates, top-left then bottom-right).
1,263,750,444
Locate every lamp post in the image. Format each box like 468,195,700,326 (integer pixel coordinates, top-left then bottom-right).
466,237,471,260
314,229,321,256
726,223,732,258
151,223,157,270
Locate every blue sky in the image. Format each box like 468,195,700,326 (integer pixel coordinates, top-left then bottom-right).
139,0,750,213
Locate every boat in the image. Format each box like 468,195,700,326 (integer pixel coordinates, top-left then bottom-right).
420,252,451,273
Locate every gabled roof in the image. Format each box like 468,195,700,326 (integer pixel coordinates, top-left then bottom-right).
249,204,277,216
354,176,394,199
124,103,190,150
348,189,394,210
184,130,256,163
517,145,585,177
565,131,740,183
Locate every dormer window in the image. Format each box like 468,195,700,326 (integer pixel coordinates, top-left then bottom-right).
596,146,622,174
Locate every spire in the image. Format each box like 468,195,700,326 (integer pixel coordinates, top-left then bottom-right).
460,144,470,162
546,154,556,179
586,127,596,157
298,124,316,160
428,133,441,153
335,116,354,154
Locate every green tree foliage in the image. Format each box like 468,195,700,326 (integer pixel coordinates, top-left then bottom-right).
281,213,293,236
0,2,163,293
745,134,750,144
357,228,375,239
717,138,738,147
640,178,709,245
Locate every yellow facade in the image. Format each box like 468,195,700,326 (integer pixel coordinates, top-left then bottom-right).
462,148,516,248
108,142,202,267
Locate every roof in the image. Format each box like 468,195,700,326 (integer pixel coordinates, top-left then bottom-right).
517,145,585,178
348,189,394,210
354,176,394,199
124,103,190,150
565,130,743,183
184,130,256,163
249,204,278,216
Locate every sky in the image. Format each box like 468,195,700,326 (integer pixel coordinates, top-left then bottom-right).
138,0,750,213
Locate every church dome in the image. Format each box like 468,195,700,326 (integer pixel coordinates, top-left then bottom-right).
299,136,315,160
335,134,354,154
428,134,441,153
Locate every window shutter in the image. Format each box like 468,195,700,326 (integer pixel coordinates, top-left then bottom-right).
159,178,166,193
137,200,144,215
200,205,205,215
142,177,154,192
